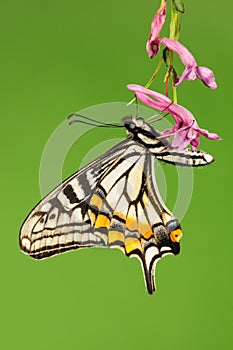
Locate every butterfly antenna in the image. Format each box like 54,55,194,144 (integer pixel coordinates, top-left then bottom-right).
151,111,170,123
67,113,122,128
68,119,111,127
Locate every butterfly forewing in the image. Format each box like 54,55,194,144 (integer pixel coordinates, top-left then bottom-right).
20,140,130,258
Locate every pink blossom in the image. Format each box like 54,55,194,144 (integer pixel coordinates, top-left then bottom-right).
127,84,221,150
160,38,217,89
146,1,167,58
145,4,217,89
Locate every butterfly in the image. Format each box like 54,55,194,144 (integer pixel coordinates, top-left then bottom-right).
19,115,214,294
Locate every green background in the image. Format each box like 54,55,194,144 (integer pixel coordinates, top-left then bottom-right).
1,0,232,349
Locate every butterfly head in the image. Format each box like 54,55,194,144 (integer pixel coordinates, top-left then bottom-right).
122,116,161,140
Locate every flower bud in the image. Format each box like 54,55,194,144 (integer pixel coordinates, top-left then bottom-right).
172,0,185,13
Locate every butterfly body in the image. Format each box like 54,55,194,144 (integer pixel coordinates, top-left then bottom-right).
20,116,213,294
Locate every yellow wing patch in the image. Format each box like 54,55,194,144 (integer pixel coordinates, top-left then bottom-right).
108,230,125,244
126,216,137,231
125,237,142,255
138,222,153,240
95,214,110,229
90,194,103,210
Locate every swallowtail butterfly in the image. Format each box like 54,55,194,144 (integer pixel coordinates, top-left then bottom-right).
20,115,213,294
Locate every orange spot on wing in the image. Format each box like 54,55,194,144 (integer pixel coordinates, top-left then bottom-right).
170,229,182,243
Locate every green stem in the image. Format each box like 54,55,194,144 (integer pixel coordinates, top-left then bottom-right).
127,56,164,106
170,1,180,40
169,1,179,103
172,83,177,104
172,70,178,103
145,56,164,88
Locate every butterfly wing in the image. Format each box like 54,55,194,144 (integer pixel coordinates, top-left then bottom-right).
155,146,214,166
91,145,181,294
20,139,131,258
20,139,181,294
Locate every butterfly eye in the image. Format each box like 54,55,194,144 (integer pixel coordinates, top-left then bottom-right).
170,229,182,243
129,123,136,129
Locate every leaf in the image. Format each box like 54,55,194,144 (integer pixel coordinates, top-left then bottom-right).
163,47,171,67
172,68,178,85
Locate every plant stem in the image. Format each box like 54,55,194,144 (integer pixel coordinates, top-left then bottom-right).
145,56,164,88
127,56,164,106
172,84,177,103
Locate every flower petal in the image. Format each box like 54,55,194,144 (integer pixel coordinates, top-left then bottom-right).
196,66,217,89
150,1,167,36
146,1,167,58
160,38,196,67
146,38,160,58
127,84,171,104
190,134,200,150
175,137,192,150
160,38,217,89
167,102,195,125
195,127,222,140
174,68,195,87
127,84,195,125
133,92,165,111
172,130,190,148
127,84,221,150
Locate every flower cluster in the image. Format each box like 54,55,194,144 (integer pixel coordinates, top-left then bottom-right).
127,84,221,150
127,0,221,150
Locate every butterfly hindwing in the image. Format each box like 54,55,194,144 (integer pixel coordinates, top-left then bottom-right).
78,141,181,293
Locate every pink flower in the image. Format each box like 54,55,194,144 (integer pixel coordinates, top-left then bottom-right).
127,84,221,150
160,38,217,89
146,1,167,58
146,3,217,90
